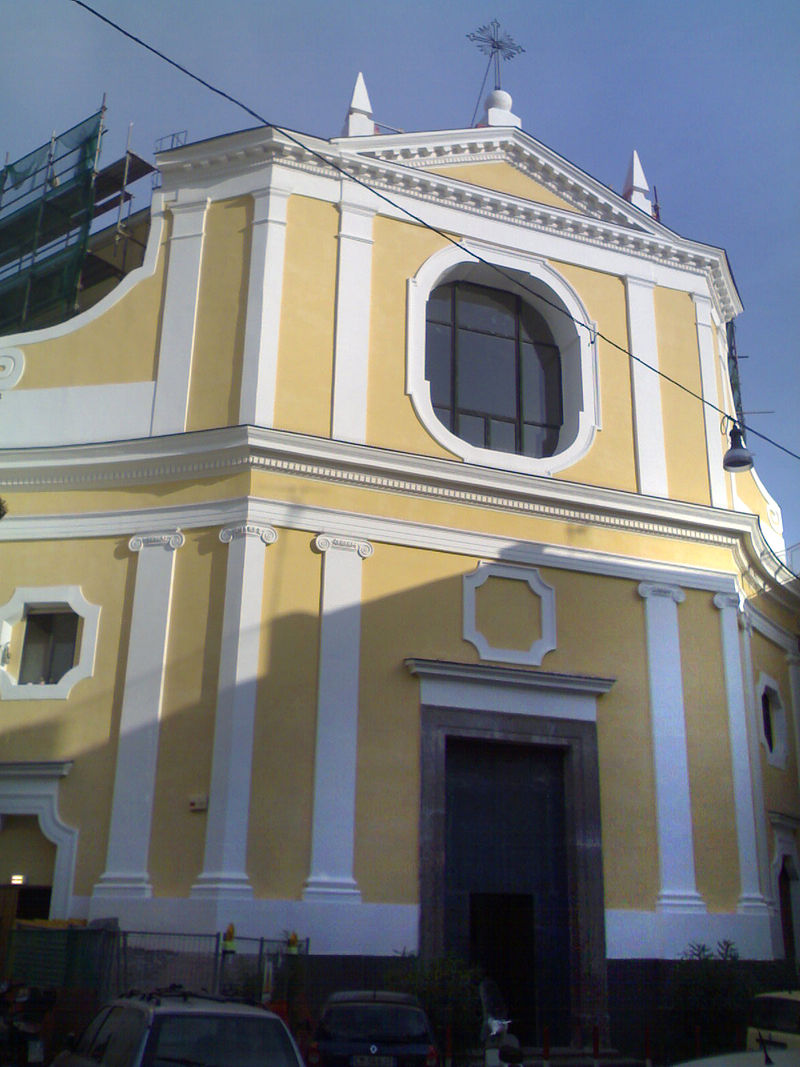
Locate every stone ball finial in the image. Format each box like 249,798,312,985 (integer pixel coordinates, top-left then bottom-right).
486,89,513,112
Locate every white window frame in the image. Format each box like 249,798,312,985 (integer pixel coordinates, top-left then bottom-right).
0,586,100,701
406,243,600,475
757,672,788,770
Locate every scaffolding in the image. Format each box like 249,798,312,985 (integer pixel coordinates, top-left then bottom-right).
0,106,154,334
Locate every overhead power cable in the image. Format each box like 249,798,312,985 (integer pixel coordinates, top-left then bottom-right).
69,0,800,469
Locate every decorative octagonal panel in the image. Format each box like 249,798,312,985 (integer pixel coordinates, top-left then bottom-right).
463,562,556,666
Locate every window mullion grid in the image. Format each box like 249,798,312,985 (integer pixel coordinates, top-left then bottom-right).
514,294,523,454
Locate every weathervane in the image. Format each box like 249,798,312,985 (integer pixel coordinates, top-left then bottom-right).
467,19,525,91
467,20,524,126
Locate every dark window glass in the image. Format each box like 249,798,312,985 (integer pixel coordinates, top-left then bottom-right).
762,692,774,752
19,610,79,685
148,1014,299,1067
85,1006,148,1067
749,995,800,1034
489,419,517,454
457,412,486,449
457,284,516,337
425,281,563,459
425,322,452,409
456,330,516,418
319,1005,430,1042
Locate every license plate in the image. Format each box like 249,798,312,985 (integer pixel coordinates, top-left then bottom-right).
352,1057,395,1066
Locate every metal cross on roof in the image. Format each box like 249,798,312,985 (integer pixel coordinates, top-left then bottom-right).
467,19,525,91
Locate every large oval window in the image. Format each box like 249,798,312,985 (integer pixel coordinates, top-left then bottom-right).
425,281,563,459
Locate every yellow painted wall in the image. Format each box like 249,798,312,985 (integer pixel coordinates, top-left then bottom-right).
273,196,338,437
655,288,711,505
429,163,577,212
357,544,476,902
12,220,168,389
712,326,734,509
246,467,739,576
548,262,637,491
0,536,135,897
356,548,659,909
751,632,800,818
0,816,56,884
679,590,739,910
367,215,453,457
185,198,252,432
149,528,227,895
248,527,322,897
475,575,541,651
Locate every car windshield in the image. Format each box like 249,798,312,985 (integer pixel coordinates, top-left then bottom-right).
147,1013,299,1067
320,1005,430,1042
750,996,800,1035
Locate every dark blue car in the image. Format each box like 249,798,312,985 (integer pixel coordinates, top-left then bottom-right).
307,991,438,1067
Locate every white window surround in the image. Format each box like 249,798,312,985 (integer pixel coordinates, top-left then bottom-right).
463,562,556,666
757,673,788,770
0,761,77,918
406,243,600,475
0,347,25,389
0,586,100,701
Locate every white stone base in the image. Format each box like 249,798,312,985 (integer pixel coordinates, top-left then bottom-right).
74,895,418,955
605,907,776,960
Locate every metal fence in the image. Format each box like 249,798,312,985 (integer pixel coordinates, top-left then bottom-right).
5,924,307,1005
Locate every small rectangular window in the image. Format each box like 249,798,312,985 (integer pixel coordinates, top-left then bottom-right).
19,611,79,685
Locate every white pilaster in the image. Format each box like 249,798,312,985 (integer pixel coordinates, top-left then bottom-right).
787,653,800,791
151,199,208,435
304,533,373,902
638,581,705,912
713,593,769,916
239,185,291,428
192,523,277,901
739,614,775,922
92,531,184,902
693,294,727,508
626,277,669,497
330,188,376,444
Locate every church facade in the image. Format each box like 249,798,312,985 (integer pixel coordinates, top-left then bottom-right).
1,79,798,1042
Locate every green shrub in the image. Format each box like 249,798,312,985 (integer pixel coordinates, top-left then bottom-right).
383,954,483,1063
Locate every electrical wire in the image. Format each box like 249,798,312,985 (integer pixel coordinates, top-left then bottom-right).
69,0,800,468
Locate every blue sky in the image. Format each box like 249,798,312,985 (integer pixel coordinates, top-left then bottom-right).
3,0,798,549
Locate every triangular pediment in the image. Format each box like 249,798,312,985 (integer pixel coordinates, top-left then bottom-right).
427,161,578,213
339,125,657,233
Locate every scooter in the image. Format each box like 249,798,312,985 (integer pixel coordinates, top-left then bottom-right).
479,978,520,1067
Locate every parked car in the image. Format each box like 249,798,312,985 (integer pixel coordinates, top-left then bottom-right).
307,991,438,1067
673,1052,796,1066
50,989,305,1066
745,989,800,1052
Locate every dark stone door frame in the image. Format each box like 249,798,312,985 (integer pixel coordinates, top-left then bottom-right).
407,659,612,1047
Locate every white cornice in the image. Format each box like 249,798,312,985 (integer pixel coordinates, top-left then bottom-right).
156,125,741,322
0,425,796,613
405,658,615,695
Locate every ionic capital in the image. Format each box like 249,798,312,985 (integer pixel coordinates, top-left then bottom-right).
220,523,277,546
713,592,741,613
638,581,685,604
313,533,373,559
129,531,185,553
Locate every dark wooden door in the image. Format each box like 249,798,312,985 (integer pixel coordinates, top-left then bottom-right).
444,738,570,1044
